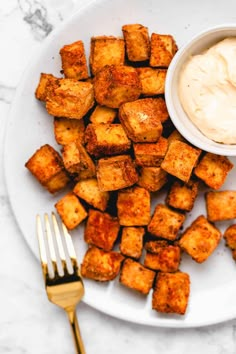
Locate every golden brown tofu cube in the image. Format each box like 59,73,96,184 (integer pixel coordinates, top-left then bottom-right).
97,155,138,191
35,73,59,101
179,215,221,263
194,153,233,190
84,209,120,251
144,240,181,272
73,178,109,212
152,272,190,315
90,36,125,75
85,123,131,157
119,227,144,259
81,246,124,281
167,129,186,144
137,67,166,96
46,79,94,119
224,225,236,260
150,33,177,68
166,180,199,212
76,143,96,180
61,141,83,175
206,191,236,222
59,40,88,80
90,105,117,124
137,167,168,192
54,117,85,145
133,136,168,167
117,186,151,226
122,24,150,62
25,144,69,193
119,98,163,143
120,258,155,295
55,192,88,230
148,204,185,240
161,140,201,183
94,64,141,108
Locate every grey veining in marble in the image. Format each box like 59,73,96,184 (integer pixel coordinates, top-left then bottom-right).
2,1,236,353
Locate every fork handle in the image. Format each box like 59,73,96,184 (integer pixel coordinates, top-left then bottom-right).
67,309,86,354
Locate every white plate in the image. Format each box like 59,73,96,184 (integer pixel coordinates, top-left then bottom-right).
5,0,236,328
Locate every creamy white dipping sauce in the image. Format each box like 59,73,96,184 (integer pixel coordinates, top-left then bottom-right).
179,37,236,144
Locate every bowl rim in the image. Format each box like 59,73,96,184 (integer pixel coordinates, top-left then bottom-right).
165,23,236,156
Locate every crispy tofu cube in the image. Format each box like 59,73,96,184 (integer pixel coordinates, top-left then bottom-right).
90,36,125,75
166,180,199,212
133,136,168,166
150,33,177,68
59,40,88,80
144,240,181,272
35,73,59,101
167,129,186,144
179,215,221,263
152,272,190,315
73,178,109,211
25,144,69,193
206,191,236,222
90,105,117,124
81,246,124,281
55,192,88,230
54,117,85,145
137,67,166,96
224,225,236,260
117,186,151,226
84,209,120,251
119,98,164,142
120,258,155,295
46,79,94,119
94,64,141,108
161,140,201,183
85,123,131,157
194,153,233,190
119,227,144,259
122,24,150,62
137,167,168,192
97,155,138,191
76,143,96,180
148,204,185,240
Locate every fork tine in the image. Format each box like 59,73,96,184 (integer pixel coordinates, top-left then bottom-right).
61,221,79,272
36,214,49,279
44,213,58,277
51,212,68,274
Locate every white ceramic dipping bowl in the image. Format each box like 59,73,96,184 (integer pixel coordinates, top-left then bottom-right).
165,24,236,156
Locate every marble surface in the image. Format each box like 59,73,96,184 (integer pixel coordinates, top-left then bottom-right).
1,1,236,353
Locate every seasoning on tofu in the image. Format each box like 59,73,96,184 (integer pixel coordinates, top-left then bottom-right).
81,246,124,281
148,204,185,240
137,67,167,96
54,117,85,146
119,227,145,259
84,209,120,251
117,186,151,226
144,240,181,272
90,36,125,75
94,64,141,108
84,123,131,157
120,258,155,295
179,215,221,263
25,144,70,194
194,152,234,190
133,136,168,167
97,155,138,192
224,225,236,261
55,192,88,230
161,140,201,183
35,73,59,101
150,33,178,68
122,24,150,62
89,105,117,124
206,191,236,222
137,167,168,192
166,180,199,212
152,272,190,315
59,40,89,80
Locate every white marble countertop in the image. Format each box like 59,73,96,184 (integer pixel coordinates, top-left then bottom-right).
1,1,236,353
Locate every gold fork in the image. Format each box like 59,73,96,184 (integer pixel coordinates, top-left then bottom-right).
36,212,86,354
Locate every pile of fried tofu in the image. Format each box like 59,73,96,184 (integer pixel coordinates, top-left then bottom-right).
25,24,236,316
